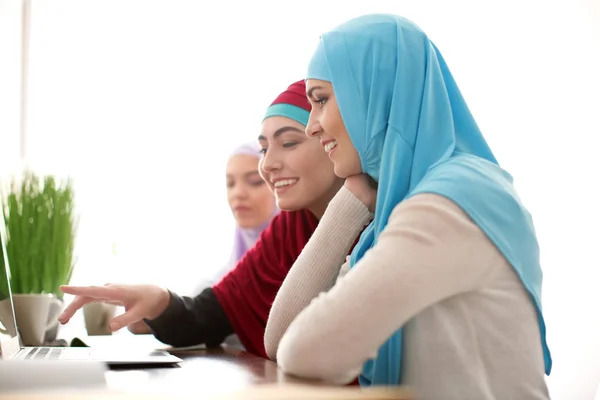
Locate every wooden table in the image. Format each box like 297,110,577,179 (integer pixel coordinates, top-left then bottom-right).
104,346,308,394
73,334,298,391
1,335,413,399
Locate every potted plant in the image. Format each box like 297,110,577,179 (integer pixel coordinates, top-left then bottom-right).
0,171,77,345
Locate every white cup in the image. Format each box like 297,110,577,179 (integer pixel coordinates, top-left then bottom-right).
0,294,62,346
83,302,117,336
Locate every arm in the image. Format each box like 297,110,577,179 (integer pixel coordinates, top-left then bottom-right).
264,187,372,360
148,210,310,354
144,287,234,347
276,194,499,384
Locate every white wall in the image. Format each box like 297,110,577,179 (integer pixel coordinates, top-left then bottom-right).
2,0,599,397
0,0,22,181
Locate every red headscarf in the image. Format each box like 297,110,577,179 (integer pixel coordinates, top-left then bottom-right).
262,80,312,126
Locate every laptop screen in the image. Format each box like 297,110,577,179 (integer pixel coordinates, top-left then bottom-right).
0,0,24,358
0,208,20,357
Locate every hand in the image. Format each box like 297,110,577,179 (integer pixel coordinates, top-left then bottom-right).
127,320,152,335
344,174,377,213
58,283,171,332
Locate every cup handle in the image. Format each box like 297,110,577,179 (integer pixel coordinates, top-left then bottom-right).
45,298,62,332
0,302,11,335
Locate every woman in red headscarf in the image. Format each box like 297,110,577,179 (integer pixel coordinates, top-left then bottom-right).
58,81,367,359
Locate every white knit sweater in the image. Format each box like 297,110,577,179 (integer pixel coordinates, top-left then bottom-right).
264,186,549,400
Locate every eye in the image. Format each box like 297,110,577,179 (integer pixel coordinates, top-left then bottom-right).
249,179,266,187
259,148,267,155
316,97,328,107
226,181,235,189
283,141,298,148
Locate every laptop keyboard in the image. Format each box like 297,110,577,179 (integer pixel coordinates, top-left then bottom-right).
18,346,174,362
22,347,63,360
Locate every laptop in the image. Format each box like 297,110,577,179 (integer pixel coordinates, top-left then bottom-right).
0,210,182,365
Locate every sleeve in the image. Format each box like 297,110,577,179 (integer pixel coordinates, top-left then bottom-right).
275,194,499,384
264,187,373,360
144,287,234,348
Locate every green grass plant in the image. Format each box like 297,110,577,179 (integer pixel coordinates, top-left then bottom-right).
0,172,77,299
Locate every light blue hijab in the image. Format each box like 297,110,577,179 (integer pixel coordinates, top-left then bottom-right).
306,14,551,386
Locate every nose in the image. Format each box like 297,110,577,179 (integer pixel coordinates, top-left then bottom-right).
260,149,283,175
229,182,249,200
305,110,322,138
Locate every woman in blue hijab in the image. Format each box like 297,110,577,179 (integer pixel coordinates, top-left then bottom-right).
264,14,551,399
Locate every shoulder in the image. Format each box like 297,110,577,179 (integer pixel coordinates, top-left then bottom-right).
226,209,318,271
388,193,486,241
370,194,505,291
264,209,319,235
381,194,502,270
260,210,319,253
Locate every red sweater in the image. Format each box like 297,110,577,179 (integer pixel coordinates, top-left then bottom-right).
212,209,319,358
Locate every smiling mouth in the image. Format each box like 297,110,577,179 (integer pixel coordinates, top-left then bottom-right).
272,179,298,192
324,141,338,153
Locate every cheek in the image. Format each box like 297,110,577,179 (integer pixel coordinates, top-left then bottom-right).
321,108,344,137
296,147,327,176
305,152,337,184
250,186,273,205
259,186,274,206
258,159,267,180
287,143,335,184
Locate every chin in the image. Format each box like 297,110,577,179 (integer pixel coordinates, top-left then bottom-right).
236,219,258,229
275,197,303,212
333,164,350,179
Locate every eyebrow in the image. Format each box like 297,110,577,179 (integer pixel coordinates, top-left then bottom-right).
257,126,305,141
227,171,260,179
306,85,324,100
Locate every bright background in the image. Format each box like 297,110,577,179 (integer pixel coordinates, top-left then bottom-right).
1,0,599,398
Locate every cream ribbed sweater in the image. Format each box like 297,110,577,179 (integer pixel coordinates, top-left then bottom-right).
264,187,549,400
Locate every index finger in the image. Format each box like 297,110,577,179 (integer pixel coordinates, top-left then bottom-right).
58,295,91,324
60,285,121,300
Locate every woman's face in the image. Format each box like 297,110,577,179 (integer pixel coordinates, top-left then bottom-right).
305,79,362,179
258,116,343,219
226,154,276,229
